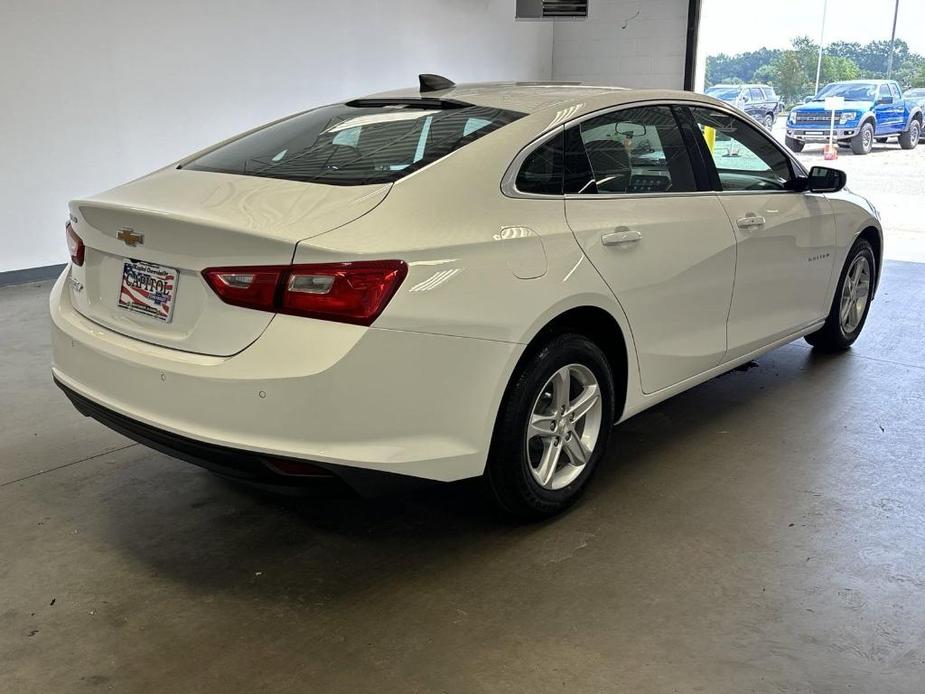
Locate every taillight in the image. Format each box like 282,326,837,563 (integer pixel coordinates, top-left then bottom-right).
66,222,85,267
202,260,407,326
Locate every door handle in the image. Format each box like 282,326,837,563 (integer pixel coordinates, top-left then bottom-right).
601,229,642,246
736,215,766,229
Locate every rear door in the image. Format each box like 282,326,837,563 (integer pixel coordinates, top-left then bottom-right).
684,106,836,360
563,105,737,394
874,83,902,133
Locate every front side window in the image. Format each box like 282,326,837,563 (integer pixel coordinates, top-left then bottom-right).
889,83,902,101
749,88,764,102
184,103,524,186
689,107,794,192
878,84,891,101
563,106,698,195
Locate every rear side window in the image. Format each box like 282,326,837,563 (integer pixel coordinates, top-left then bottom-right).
516,132,564,195
184,103,524,186
563,106,698,195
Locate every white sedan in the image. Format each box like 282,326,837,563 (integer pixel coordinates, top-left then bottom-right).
51,76,882,518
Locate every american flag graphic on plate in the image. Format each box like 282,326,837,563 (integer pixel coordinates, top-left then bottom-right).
118,259,178,322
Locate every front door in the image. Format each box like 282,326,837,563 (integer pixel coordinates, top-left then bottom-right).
686,106,836,361
562,105,737,394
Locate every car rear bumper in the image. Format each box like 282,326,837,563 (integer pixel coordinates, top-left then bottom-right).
50,268,521,484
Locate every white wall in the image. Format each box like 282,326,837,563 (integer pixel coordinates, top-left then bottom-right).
552,0,689,89
0,0,553,273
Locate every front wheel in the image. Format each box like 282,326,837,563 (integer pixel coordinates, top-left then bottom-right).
763,113,775,130
899,120,921,150
805,238,876,351
484,334,615,519
850,122,875,155
785,136,804,152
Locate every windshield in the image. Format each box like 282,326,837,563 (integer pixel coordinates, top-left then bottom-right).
183,102,524,185
706,87,743,100
812,83,877,101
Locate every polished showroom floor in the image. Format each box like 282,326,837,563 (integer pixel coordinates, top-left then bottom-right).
2,261,924,693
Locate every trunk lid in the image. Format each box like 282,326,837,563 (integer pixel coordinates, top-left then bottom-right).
67,168,389,356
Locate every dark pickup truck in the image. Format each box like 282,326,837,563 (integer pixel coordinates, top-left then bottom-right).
705,83,782,130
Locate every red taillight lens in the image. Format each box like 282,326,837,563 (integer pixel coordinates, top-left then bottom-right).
202,267,284,312
202,261,407,326
66,222,85,266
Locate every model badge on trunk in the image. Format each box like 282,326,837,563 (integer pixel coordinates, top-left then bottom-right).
117,228,144,247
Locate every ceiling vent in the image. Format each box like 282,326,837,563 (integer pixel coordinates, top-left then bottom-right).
516,0,588,20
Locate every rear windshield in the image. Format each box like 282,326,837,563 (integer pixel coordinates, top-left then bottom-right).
182,102,525,186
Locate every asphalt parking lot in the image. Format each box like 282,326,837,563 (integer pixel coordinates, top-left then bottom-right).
772,118,925,262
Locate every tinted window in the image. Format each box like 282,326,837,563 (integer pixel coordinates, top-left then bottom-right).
749,88,764,101
879,84,891,101
889,83,902,100
516,132,564,195
689,107,793,191
564,106,698,195
184,103,524,186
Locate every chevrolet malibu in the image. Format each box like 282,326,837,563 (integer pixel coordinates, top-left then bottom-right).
51,76,882,518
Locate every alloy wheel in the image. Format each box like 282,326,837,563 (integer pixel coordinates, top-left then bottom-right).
525,364,603,491
839,255,871,334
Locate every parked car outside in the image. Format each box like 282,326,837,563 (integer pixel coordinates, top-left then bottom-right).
51,78,882,518
786,80,923,154
705,83,782,129
904,88,925,141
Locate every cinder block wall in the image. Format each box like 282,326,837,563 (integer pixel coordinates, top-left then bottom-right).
551,0,690,89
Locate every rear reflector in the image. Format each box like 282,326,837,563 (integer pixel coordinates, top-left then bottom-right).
66,222,85,267
202,260,407,326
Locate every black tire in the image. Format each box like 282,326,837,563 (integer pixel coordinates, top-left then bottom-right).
850,121,875,155
785,136,804,152
484,333,615,519
763,113,775,130
805,238,876,351
899,120,921,150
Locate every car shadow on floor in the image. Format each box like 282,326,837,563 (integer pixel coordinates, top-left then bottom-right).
96,344,850,600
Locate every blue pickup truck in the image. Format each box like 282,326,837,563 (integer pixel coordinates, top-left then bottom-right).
786,79,923,155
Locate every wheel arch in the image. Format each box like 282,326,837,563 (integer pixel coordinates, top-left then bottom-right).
511,304,632,422
857,226,883,297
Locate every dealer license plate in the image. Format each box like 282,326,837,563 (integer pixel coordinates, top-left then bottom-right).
118,259,178,322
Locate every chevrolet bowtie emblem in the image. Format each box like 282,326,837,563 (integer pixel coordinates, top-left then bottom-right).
117,228,144,247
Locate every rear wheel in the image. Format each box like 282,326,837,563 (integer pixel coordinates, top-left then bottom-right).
805,238,876,351
850,122,875,155
484,334,615,519
785,136,804,152
899,120,921,150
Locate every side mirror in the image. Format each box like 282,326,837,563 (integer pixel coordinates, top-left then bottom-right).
807,166,847,193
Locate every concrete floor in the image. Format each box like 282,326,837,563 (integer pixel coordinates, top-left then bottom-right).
2,261,924,693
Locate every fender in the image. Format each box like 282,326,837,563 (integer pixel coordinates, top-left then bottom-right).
904,106,924,130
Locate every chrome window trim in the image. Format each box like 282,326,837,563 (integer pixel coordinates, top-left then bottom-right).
500,98,808,201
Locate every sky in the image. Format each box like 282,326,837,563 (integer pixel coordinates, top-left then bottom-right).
698,0,925,57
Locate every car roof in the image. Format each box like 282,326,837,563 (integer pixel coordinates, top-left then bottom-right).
361,81,716,116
